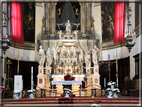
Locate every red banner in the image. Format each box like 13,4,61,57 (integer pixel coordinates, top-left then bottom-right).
114,3,125,44
11,3,24,44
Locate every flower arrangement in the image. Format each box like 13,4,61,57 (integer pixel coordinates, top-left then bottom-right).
13,90,20,99
63,88,71,93
27,89,36,98
105,81,120,98
63,88,71,97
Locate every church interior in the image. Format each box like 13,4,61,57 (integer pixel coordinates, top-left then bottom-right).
0,0,142,106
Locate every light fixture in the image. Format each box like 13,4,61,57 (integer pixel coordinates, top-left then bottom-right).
125,7,135,53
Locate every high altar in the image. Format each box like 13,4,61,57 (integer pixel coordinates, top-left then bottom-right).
36,2,101,96
36,20,100,96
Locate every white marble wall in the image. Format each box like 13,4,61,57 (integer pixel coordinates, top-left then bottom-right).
92,3,102,61
35,3,42,61
6,47,35,61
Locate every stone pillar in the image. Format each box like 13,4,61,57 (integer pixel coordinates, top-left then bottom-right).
88,3,91,33
80,3,86,37
41,3,46,35
51,3,56,35
85,3,89,33
45,3,48,35
48,3,51,34
36,66,45,90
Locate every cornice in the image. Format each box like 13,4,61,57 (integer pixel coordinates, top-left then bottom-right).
102,40,126,51
35,3,42,7
10,40,35,50
134,24,142,38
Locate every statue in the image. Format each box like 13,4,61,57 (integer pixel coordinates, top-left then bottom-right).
46,47,53,67
82,46,90,55
85,54,91,68
92,45,99,65
60,48,64,58
65,20,71,34
67,47,70,57
73,30,78,39
39,45,45,66
58,30,62,39
79,49,83,63
55,46,59,61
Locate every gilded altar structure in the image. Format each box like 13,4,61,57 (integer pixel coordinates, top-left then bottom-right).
36,2,101,96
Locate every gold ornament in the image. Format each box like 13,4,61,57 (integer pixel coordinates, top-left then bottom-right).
42,17,45,26
73,6,79,16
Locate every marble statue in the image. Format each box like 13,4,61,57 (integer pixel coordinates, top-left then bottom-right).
67,47,70,57
58,30,62,39
60,48,64,58
82,46,90,55
79,49,83,63
73,30,78,39
85,54,91,68
65,20,71,34
39,45,45,66
92,45,99,65
73,47,77,57
46,47,53,67
55,46,59,61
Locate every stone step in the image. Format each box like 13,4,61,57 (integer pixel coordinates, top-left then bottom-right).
3,99,139,104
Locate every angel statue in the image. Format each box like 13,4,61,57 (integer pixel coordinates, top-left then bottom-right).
92,45,99,65
73,30,78,39
38,45,45,66
58,30,62,39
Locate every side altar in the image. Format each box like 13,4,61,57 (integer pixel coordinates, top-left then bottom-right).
36,20,100,96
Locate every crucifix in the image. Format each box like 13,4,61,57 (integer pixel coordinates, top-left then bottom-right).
103,54,115,82
6,59,12,90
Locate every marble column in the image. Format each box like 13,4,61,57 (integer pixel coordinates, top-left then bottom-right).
88,3,92,33
51,3,56,35
45,3,48,35
85,3,89,33
48,4,51,33
80,3,86,37
42,3,45,17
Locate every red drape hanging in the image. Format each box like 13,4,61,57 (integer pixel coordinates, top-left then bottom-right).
114,3,125,44
11,2,24,44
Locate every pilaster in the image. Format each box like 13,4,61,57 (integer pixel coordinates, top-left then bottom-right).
80,3,86,35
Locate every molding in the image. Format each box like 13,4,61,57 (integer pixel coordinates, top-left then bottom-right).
10,40,35,50
35,3,42,7
102,40,126,50
134,24,142,38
